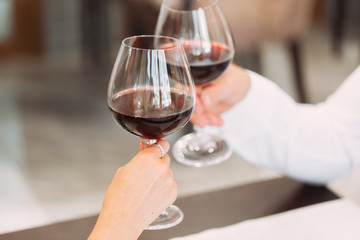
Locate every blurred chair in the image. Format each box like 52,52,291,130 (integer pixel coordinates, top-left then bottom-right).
329,0,360,58
329,0,347,56
220,0,317,103
0,0,44,59
80,0,110,66
121,0,160,35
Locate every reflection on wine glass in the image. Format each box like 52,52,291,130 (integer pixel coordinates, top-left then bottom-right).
107,35,196,229
155,0,235,167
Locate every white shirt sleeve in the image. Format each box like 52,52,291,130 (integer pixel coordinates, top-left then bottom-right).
222,66,360,185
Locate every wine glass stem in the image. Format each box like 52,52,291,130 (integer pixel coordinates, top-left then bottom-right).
143,140,175,225
195,127,211,143
191,126,216,151
146,139,157,145
196,127,206,139
159,209,169,217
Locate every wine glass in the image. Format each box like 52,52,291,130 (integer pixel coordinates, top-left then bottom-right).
155,0,235,167
107,35,196,229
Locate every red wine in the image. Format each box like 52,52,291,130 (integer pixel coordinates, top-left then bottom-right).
182,40,233,85
109,88,194,139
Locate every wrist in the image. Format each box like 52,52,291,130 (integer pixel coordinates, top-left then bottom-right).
88,210,142,240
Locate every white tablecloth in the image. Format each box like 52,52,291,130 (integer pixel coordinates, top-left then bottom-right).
171,198,360,240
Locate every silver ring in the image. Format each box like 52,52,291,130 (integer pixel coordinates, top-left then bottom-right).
155,143,165,158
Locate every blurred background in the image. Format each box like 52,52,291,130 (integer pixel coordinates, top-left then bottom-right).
0,0,359,234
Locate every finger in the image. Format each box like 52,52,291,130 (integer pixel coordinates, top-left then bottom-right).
194,96,204,114
201,83,228,108
147,140,170,158
161,154,171,167
195,85,204,93
207,102,235,115
215,115,224,125
206,114,224,126
139,141,145,151
115,166,123,174
167,166,173,178
156,140,170,154
192,111,224,127
190,114,207,128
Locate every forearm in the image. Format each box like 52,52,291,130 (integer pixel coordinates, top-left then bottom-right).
88,208,142,240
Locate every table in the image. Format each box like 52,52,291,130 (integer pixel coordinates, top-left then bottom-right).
0,177,338,240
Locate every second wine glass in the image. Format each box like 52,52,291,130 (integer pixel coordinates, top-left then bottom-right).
155,0,235,167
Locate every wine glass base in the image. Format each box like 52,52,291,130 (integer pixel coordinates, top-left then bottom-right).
145,205,184,230
173,132,232,167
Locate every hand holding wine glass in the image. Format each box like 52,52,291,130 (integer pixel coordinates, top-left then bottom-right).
88,140,176,240
107,35,195,229
191,64,251,127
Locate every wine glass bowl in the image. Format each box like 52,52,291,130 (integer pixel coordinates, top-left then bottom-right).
181,40,233,86
108,35,195,142
109,87,194,140
155,0,235,167
107,35,195,229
